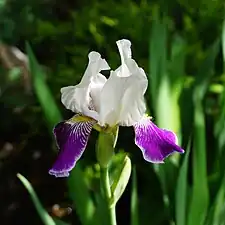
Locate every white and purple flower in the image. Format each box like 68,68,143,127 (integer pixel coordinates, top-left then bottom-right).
49,39,184,177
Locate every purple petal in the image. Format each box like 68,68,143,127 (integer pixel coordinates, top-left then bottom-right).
134,116,184,163
49,119,94,177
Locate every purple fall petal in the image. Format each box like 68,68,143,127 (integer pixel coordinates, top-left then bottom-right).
134,116,184,163
49,119,94,177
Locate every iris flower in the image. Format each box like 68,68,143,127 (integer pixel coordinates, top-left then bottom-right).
49,39,184,177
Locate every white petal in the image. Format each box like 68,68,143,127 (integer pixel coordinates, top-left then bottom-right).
61,85,99,120
115,39,132,78
61,51,110,120
81,52,110,86
90,73,107,113
99,59,148,126
116,39,132,63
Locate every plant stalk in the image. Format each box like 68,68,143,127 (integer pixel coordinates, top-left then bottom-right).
100,166,117,225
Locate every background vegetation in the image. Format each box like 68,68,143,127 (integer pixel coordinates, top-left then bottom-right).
1,0,225,224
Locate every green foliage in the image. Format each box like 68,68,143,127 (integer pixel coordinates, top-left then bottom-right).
131,167,139,225
110,155,131,205
26,42,62,131
187,39,219,225
17,174,68,225
175,144,190,225
67,166,95,225
2,0,225,225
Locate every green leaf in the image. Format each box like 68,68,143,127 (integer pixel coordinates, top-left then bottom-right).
91,193,107,225
193,39,220,101
67,165,95,225
149,14,172,212
17,173,56,225
188,97,208,225
26,42,62,131
148,9,167,108
175,144,190,225
205,176,225,225
149,16,187,221
222,18,225,68
168,35,186,134
215,19,225,151
217,203,225,225
111,155,131,205
53,218,70,225
131,167,139,225
149,17,185,133
188,39,219,225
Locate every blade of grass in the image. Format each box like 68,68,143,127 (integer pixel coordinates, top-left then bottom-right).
149,14,186,220
188,91,207,225
26,42,62,131
53,218,70,225
149,8,167,109
149,14,185,133
208,19,225,225
149,13,180,217
169,35,186,135
215,18,225,151
187,39,220,225
188,98,208,225
67,165,95,225
217,202,225,225
18,174,70,225
205,176,225,225
91,194,106,225
17,173,56,225
131,167,139,225
149,11,169,196
222,18,225,67
175,144,190,225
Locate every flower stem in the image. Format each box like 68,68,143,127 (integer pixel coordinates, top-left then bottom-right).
100,166,117,225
